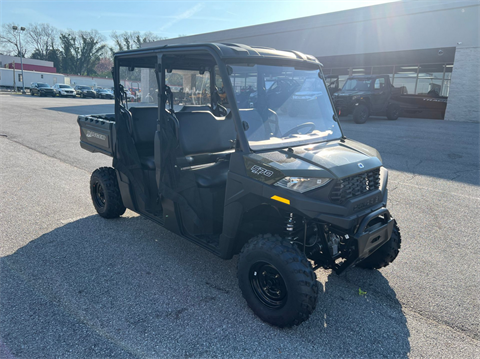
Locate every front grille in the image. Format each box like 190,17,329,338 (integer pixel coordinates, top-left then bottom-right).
330,168,381,204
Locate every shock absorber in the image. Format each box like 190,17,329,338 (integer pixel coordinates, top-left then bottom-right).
285,212,297,241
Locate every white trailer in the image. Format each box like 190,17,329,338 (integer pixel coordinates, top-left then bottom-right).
0,68,65,89
67,75,113,89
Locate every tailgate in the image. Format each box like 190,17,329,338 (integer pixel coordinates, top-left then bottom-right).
77,115,115,156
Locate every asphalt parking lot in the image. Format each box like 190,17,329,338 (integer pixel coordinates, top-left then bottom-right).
0,94,479,358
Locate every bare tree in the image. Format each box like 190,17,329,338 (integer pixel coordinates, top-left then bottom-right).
27,23,59,60
109,31,166,55
0,22,28,56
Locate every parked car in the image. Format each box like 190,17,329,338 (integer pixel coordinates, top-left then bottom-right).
52,84,76,98
96,89,114,99
74,85,96,98
30,83,55,97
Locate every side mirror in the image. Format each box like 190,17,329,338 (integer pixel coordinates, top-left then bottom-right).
226,65,233,76
128,66,135,72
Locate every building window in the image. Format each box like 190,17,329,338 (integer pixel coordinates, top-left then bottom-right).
442,64,453,97
372,66,394,82
393,65,418,95
329,68,350,89
416,64,444,96
41,74,44,79
351,67,372,76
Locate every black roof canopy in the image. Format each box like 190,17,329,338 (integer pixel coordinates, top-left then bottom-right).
114,43,322,70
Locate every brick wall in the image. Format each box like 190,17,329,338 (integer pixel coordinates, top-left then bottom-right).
444,47,480,123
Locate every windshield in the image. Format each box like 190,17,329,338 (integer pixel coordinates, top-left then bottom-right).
59,85,70,88
228,64,342,151
79,86,90,90
299,78,323,92
38,83,49,88
342,78,373,91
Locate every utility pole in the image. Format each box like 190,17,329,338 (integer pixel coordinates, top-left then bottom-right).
12,26,26,94
12,60,17,92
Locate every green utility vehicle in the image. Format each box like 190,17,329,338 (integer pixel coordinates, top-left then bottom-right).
78,43,401,327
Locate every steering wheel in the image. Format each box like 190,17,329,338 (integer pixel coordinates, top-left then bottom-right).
282,122,316,137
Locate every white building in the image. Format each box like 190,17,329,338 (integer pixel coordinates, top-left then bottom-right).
143,0,479,122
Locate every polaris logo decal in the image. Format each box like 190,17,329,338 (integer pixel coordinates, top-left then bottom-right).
358,163,365,169
86,130,106,141
251,165,274,177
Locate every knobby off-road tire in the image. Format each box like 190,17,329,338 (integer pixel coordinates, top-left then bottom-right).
386,104,400,121
357,223,401,269
237,234,318,327
353,103,370,124
90,167,126,219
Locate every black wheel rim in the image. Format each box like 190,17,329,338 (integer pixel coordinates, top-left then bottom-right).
93,181,106,208
249,262,287,309
359,107,368,121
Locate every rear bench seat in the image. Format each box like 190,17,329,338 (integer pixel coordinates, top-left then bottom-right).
130,107,236,187
176,110,235,187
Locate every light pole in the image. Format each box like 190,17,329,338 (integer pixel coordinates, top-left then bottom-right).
12,26,26,94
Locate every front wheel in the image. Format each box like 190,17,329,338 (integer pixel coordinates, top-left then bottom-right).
357,223,401,269
90,167,126,219
386,104,400,121
353,103,370,124
237,234,318,327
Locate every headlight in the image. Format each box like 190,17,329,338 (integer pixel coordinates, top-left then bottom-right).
274,177,331,193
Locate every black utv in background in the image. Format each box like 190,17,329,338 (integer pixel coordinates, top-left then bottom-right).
332,75,402,124
77,43,401,327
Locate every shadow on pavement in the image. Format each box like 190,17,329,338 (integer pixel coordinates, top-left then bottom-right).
44,103,115,116
0,215,410,358
339,116,480,186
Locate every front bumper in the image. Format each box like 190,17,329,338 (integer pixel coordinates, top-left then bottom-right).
334,208,394,274
334,100,354,116
40,90,55,96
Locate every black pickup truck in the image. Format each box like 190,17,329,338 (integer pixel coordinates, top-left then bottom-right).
332,75,402,124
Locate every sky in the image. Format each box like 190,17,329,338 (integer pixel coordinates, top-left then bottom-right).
1,0,399,41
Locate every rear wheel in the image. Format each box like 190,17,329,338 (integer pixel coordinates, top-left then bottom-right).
357,223,401,269
386,104,400,120
353,104,369,124
90,167,126,219
237,234,318,327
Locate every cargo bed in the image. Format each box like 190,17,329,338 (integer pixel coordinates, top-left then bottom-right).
78,114,115,156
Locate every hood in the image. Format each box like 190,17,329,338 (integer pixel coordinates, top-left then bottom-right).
245,139,382,182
